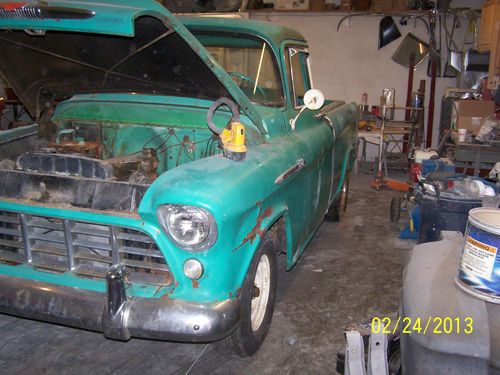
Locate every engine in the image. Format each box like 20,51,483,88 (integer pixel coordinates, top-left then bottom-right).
13,121,159,184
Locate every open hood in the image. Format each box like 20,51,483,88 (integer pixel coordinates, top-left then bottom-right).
0,0,265,133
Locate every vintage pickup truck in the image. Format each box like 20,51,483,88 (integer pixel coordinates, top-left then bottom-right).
0,0,357,356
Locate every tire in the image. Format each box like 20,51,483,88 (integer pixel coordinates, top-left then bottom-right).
388,335,401,375
390,196,403,224
219,233,278,357
326,172,350,222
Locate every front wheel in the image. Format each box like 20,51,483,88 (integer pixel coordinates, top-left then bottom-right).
220,233,277,357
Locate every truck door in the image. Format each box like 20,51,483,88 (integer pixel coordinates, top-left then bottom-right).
282,46,334,261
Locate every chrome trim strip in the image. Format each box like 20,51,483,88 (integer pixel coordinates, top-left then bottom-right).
110,226,120,265
19,214,32,263
314,100,346,119
63,220,75,271
0,130,38,146
275,159,306,184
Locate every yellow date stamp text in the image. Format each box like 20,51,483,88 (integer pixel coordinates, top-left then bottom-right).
371,316,474,335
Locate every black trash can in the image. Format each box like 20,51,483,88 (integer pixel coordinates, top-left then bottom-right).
417,187,482,243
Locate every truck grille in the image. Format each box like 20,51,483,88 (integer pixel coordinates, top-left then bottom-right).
0,211,173,286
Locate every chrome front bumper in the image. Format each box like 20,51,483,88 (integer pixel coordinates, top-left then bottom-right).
0,265,240,342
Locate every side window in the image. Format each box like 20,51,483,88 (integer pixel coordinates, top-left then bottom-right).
285,47,311,108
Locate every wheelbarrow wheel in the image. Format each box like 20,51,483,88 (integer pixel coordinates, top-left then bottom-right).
390,196,403,224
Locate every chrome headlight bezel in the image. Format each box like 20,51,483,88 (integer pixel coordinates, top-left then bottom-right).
157,204,218,252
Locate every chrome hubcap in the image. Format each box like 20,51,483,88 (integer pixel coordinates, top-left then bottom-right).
250,254,271,332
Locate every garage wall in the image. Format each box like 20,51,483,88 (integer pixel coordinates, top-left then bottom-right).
1,2,485,151
250,0,484,151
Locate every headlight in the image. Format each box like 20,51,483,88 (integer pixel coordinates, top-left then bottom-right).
157,205,217,251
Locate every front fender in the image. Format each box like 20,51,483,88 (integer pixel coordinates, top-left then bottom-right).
136,144,296,302
227,199,292,293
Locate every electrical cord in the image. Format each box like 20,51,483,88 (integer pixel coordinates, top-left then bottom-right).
156,136,214,156
206,97,240,135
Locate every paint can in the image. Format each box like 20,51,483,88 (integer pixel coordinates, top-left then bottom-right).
456,208,500,303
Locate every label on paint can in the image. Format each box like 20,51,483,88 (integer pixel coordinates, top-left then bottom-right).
460,235,497,280
457,208,500,303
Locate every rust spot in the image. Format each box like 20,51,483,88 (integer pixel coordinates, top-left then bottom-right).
232,202,273,252
0,261,20,266
161,290,172,299
51,140,103,159
228,291,233,298
153,272,174,296
161,281,179,299
191,279,199,289
154,285,162,296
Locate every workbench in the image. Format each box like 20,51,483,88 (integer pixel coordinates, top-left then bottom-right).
453,142,500,176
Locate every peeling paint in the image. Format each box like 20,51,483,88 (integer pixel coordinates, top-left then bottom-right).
161,280,179,299
232,202,273,253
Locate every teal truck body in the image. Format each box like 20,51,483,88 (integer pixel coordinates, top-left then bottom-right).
0,0,357,355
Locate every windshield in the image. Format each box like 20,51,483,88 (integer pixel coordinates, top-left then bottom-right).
0,16,230,116
193,32,284,106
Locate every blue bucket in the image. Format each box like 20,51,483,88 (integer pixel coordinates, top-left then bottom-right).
456,208,500,303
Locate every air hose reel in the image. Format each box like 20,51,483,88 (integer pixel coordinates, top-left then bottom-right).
206,97,247,161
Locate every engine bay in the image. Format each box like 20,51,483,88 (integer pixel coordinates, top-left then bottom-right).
0,117,221,211
2,118,220,184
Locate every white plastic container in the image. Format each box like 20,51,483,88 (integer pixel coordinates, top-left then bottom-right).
458,128,467,142
412,149,438,163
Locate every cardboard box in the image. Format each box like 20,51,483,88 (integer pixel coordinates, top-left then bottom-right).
455,100,495,134
371,0,392,11
275,0,309,9
339,0,351,10
310,0,325,10
392,0,408,10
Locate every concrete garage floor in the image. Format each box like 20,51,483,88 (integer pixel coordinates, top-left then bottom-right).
0,170,416,374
